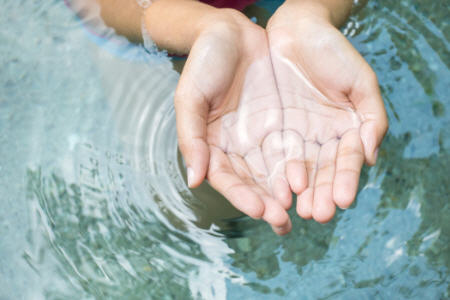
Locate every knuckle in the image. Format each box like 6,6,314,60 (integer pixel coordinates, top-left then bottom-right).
317,162,334,173
339,147,363,158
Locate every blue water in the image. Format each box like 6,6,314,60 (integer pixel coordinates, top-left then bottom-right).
0,0,448,299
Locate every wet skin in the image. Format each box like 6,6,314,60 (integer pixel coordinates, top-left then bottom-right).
176,10,388,235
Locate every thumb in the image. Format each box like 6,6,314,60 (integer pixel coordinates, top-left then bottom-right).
175,68,210,188
351,68,389,166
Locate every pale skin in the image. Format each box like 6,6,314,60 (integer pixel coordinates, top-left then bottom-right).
86,0,388,235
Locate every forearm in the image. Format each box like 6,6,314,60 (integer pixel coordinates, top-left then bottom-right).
94,0,143,43
277,0,353,27
144,1,245,54
92,0,246,55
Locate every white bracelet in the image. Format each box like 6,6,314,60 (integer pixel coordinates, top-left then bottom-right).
141,18,167,58
141,19,154,51
136,0,152,9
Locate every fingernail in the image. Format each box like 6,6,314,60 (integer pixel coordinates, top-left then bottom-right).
374,148,379,163
187,167,194,187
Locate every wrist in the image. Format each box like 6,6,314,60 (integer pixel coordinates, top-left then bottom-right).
194,9,263,56
144,2,255,55
269,0,352,29
287,0,334,22
194,9,245,46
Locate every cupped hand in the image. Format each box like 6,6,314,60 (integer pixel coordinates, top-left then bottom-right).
175,11,292,234
267,8,388,223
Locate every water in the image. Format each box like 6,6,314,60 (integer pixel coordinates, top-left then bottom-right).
0,0,449,299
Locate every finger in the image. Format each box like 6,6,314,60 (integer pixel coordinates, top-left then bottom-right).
175,70,210,188
227,152,254,181
296,141,320,219
312,139,338,223
228,153,291,233
207,146,265,219
243,147,270,193
350,68,388,165
228,152,291,232
333,128,364,209
284,129,307,194
262,131,292,210
261,195,291,231
271,215,292,236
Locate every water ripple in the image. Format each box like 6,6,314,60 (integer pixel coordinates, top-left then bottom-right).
1,0,449,299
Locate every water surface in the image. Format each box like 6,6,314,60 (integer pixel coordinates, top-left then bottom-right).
0,0,448,299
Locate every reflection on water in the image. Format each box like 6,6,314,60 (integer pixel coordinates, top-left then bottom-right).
0,0,449,299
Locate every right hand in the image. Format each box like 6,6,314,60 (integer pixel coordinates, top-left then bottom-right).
266,3,388,223
175,10,293,235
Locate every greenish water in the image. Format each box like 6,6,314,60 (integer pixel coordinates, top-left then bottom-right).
0,0,449,299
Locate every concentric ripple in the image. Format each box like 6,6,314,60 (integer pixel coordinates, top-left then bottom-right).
1,0,449,299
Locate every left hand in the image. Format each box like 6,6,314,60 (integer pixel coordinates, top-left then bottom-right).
266,3,388,223
175,10,293,235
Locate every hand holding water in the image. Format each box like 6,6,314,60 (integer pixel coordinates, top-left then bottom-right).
175,11,293,234
266,2,388,223
89,0,388,234
176,3,388,234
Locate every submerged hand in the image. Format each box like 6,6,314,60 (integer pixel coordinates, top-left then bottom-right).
175,11,292,234
267,7,388,222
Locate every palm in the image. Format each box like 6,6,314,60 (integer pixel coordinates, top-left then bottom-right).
177,23,292,233
267,20,373,222
178,14,387,233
